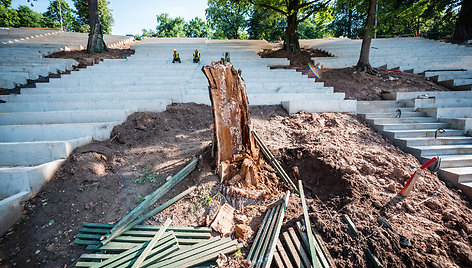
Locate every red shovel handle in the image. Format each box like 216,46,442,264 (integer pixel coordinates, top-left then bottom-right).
420,157,438,170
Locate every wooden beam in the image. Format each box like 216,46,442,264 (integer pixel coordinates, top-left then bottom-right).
299,180,319,268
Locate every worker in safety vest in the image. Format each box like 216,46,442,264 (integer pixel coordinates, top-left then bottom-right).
193,49,201,63
172,49,181,63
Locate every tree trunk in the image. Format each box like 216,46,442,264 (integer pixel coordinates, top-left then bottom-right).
356,0,377,73
87,0,107,53
284,13,300,53
453,0,472,42
202,61,262,188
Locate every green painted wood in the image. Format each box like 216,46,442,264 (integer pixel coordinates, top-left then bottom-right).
295,222,329,268
273,246,286,268
82,223,211,233
79,253,116,261
255,205,283,268
77,230,210,241
343,215,359,238
248,204,277,264
366,249,383,268
299,181,319,268
75,261,95,267
155,241,239,268
158,237,221,262
131,218,171,268
281,232,305,268
85,237,203,251
129,244,180,268
312,228,335,268
261,191,290,268
276,239,293,268
101,158,198,245
287,228,311,268
247,206,272,261
153,238,231,266
89,232,175,268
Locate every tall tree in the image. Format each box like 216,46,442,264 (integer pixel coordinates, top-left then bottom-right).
238,0,331,52
16,5,44,27
247,7,285,41
206,0,249,39
44,0,76,31
155,13,186,37
73,0,113,34
184,17,209,38
86,0,107,53
0,0,19,27
453,0,472,42
331,0,366,38
356,0,377,72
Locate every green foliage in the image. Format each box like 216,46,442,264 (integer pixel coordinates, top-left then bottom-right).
135,167,159,184
17,5,44,27
43,0,76,31
184,17,209,38
155,13,185,37
73,0,114,34
206,0,249,39
330,0,366,37
141,28,156,37
0,4,18,27
247,7,285,41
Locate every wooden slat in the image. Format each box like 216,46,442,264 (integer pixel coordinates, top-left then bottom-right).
248,205,276,262
82,223,211,233
288,227,311,268
76,231,210,242
281,232,305,268
299,180,319,268
273,249,285,268
276,239,293,268
295,221,328,268
255,205,282,268
131,218,171,268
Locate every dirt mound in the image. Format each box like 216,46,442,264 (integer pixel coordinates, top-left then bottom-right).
46,47,135,68
254,111,472,267
316,67,447,101
258,48,330,71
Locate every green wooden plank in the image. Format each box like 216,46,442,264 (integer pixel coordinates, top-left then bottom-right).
343,215,359,238
85,237,206,251
247,206,272,261
110,241,179,268
131,218,171,268
366,249,383,268
273,248,286,268
158,237,221,262
154,238,231,265
288,228,311,268
79,253,117,261
131,244,180,268
276,239,293,268
261,191,290,268
312,228,335,268
299,180,319,268
255,205,283,268
281,232,305,268
77,231,210,242
76,261,96,267
154,240,239,268
82,223,211,233
75,239,101,245
249,205,277,264
295,221,329,268
88,232,176,268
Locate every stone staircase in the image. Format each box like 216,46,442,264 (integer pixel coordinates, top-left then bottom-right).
0,38,353,235
357,95,472,198
301,37,472,91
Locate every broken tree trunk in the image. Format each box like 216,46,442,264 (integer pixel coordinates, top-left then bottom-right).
202,61,262,187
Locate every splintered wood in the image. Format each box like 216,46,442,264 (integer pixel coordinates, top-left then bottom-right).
202,61,263,189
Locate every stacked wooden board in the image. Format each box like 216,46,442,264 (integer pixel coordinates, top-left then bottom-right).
74,223,240,267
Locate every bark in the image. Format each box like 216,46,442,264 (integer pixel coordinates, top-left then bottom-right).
453,0,472,42
356,0,377,73
86,0,107,53
284,13,300,53
202,61,262,187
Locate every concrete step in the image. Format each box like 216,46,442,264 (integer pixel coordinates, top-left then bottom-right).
420,107,472,119
0,122,120,142
414,98,472,109
378,122,450,131
366,117,436,125
0,159,64,198
440,166,472,183
363,111,426,119
422,154,472,168
0,137,91,166
359,107,416,114
0,109,132,125
281,99,357,113
397,136,472,148
0,99,170,113
384,128,464,139
383,91,472,101
409,144,472,157
0,191,30,236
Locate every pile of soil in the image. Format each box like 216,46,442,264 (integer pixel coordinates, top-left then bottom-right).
258,48,330,71
46,46,135,69
317,67,447,101
1,103,471,267
254,111,472,267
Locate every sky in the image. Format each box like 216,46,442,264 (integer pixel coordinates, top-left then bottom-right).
11,0,208,35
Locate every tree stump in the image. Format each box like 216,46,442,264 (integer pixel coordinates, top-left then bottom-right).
202,61,262,188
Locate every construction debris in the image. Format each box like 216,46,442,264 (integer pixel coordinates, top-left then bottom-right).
235,224,253,242
299,180,319,267
210,203,235,236
342,215,359,238
248,191,290,268
100,158,198,245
